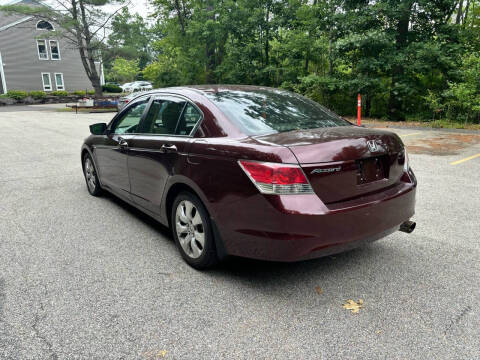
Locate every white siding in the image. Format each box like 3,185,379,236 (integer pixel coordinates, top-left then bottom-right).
0,16,93,92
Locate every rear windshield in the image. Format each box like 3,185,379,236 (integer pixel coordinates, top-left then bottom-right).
204,89,351,136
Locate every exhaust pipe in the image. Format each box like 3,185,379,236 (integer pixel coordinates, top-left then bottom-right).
399,221,416,234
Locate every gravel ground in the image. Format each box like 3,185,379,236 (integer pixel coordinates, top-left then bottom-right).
0,106,479,360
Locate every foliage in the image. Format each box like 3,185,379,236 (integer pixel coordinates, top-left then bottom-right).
71,90,88,96
104,7,154,76
442,53,480,122
6,90,28,100
51,90,69,96
28,91,46,99
102,84,123,93
142,0,480,123
110,58,140,83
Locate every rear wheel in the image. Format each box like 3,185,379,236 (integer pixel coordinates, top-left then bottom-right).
171,192,218,269
83,154,102,196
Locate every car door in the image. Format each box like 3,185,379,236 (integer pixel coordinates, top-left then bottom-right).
127,95,203,215
93,97,150,197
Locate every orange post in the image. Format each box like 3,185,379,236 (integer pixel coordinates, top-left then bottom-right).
357,94,362,126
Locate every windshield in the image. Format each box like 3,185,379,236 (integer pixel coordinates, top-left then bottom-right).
204,89,351,136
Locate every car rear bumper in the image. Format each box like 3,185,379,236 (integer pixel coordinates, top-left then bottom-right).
214,181,416,262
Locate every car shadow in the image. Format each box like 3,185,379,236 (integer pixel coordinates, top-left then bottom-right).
100,190,398,284
102,191,173,240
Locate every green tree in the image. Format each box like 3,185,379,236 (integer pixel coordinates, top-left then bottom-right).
144,0,479,123
105,7,154,73
110,58,140,83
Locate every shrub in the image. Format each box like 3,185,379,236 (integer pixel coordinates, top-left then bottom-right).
87,90,95,95
6,90,28,100
28,90,46,99
71,90,86,96
51,90,69,96
102,84,122,93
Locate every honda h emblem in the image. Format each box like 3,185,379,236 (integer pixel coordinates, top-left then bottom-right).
367,140,378,152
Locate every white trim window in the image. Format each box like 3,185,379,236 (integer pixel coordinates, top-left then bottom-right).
37,39,48,60
41,73,52,91
54,73,65,90
49,40,61,60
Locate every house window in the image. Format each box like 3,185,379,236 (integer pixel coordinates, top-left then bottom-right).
54,73,64,90
37,40,48,60
36,20,54,31
41,73,52,91
49,40,60,60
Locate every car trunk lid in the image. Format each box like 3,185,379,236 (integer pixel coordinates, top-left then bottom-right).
254,126,406,204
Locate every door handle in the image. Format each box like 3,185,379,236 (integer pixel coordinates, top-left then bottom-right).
118,137,128,148
161,144,177,153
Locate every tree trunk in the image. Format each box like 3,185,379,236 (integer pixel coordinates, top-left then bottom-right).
388,1,413,121
463,0,471,24
265,6,270,67
365,94,371,118
456,0,464,24
328,37,333,75
174,0,186,34
79,0,103,97
205,2,216,83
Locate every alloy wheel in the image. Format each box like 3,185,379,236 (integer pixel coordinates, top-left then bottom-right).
175,200,205,259
84,157,97,193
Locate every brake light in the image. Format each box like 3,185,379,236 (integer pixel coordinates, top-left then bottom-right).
238,160,314,195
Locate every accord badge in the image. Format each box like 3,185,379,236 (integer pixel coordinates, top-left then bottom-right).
311,166,341,174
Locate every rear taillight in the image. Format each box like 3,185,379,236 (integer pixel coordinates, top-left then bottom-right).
238,160,314,195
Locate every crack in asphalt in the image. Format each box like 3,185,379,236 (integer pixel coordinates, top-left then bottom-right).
444,305,473,335
0,278,21,360
31,284,59,360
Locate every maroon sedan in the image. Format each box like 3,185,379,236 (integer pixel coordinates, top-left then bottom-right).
81,85,416,269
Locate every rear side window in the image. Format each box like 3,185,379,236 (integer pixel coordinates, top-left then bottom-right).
177,103,202,135
205,89,350,136
139,98,202,136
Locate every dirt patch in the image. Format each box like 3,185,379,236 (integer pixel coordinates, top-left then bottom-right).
344,117,480,131
406,134,480,155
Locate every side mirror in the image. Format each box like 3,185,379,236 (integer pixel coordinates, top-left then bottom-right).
89,123,107,135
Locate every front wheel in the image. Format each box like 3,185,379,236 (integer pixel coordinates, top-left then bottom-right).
83,154,102,196
171,192,218,269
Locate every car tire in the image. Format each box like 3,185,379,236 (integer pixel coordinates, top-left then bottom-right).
171,192,219,269
83,153,103,197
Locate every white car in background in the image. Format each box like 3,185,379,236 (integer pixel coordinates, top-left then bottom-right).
122,81,153,92
120,82,133,91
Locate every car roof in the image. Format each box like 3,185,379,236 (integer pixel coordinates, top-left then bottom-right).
168,84,280,94
123,85,287,104
135,85,285,99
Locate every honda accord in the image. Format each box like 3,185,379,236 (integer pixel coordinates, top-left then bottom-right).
81,85,417,269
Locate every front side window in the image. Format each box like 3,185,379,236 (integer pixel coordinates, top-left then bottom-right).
139,98,187,135
112,100,149,135
54,73,64,90
204,89,351,136
41,73,51,91
49,40,60,60
37,40,48,60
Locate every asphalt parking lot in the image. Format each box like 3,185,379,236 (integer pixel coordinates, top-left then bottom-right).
0,104,479,359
